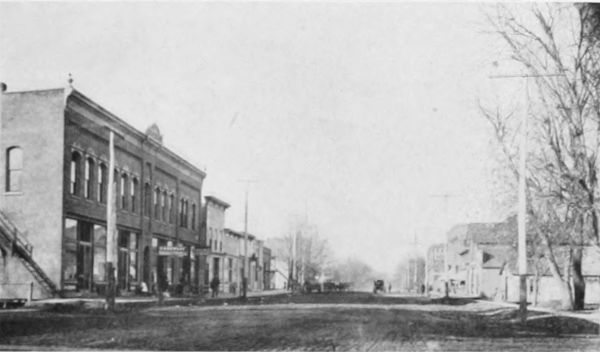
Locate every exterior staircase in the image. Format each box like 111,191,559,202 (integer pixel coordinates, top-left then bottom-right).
0,210,61,297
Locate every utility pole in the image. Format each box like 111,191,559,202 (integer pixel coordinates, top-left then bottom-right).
490,71,564,324
239,179,257,298
105,129,117,310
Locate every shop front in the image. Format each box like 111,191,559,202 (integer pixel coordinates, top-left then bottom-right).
152,237,198,295
63,218,107,293
63,218,141,294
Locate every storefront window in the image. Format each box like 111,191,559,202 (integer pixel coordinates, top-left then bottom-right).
151,237,158,288
63,219,78,284
166,240,173,284
129,233,138,281
93,225,106,282
118,230,139,290
190,246,196,287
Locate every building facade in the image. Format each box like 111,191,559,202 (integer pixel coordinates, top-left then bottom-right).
203,196,230,294
425,243,445,294
0,84,205,299
263,246,273,290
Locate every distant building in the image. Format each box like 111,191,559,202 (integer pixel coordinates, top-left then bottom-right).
265,237,290,290
445,219,515,296
0,83,205,299
203,196,231,294
444,217,600,304
500,246,600,304
426,244,445,293
398,255,426,293
263,246,273,290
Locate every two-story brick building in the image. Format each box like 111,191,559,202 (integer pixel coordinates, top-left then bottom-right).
0,82,205,299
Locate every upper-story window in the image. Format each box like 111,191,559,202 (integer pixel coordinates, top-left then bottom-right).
161,190,167,222
130,177,138,213
183,199,189,228
120,174,128,209
70,151,81,195
191,203,196,230
144,183,151,217
6,147,23,192
168,194,174,224
179,198,185,226
84,158,94,199
97,163,107,203
154,187,160,219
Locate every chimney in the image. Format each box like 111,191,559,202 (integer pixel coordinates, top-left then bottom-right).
0,82,6,93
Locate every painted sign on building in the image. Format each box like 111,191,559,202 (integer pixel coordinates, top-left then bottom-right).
158,246,187,257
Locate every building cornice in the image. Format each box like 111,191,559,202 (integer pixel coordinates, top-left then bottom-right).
67,88,207,178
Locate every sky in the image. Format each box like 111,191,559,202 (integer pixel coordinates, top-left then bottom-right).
0,1,518,275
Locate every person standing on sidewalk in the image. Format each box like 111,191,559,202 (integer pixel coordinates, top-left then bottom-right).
210,276,220,298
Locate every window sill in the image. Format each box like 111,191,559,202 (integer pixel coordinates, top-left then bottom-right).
4,191,24,196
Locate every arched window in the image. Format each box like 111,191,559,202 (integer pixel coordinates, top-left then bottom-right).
161,190,167,221
144,183,151,216
6,147,23,192
70,151,81,195
120,174,128,209
97,163,107,203
154,187,160,219
169,194,174,224
179,198,185,226
184,200,189,228
191,203,196,230
84,158,94,199
131,177,138,213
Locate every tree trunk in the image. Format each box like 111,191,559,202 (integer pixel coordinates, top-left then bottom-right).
557,279,573,310
572,247,586,310
537,226,573,310
533,268,539,307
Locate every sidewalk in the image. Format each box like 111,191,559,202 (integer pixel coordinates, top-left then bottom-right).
478,299,600,324
24,289,289,310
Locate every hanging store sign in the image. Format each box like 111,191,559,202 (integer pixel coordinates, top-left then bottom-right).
194,247,211,256
158,246,187,257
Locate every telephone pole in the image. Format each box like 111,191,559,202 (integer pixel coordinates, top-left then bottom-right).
239,179,258,298
490,70,564,324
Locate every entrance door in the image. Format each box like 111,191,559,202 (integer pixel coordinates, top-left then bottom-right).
213,258,220,280
118,248,129,290
77,242,92,291
143,246,150,286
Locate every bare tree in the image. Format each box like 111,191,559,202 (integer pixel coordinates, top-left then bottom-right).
481,3,600,310
268,217,333,289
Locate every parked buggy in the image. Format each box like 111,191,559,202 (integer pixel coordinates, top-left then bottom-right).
373,279,385,294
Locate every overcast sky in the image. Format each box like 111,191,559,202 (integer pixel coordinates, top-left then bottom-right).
0,1,518,274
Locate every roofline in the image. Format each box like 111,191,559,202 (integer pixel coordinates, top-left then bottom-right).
225,228,243,238
68,88,207,178
205,195,231,209
2,87,65,95
224,229,256,240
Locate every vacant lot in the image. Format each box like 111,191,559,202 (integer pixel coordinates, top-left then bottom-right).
0,292,598,351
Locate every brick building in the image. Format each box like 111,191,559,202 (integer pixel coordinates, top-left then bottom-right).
0,83,205,299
